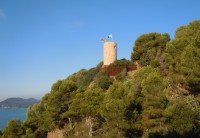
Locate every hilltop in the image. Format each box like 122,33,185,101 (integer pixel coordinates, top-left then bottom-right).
0,98,40,108
0,20,200,138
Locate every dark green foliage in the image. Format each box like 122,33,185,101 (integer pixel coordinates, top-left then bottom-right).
110,58,135,67
131,66,159,96
80,68,99,87
45,79,77,128
2,120,23,138
88,69,113,90
101,81,128,127
23,94,49,137
141,72,169,136
63,88,104,118
51,80,62,91
116,68,127,81
164,20,200,93
95,76,112,90
130,67,169,136
180,45,200,85
131,32,170,66
150,59,160,68
166,99,199,136
0,130,2,136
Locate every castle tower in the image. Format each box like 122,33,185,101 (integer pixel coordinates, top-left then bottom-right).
103,42,117,66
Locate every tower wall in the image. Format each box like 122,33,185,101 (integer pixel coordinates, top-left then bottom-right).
103,42,117,66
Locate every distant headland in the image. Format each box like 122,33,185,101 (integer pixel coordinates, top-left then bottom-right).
0,98,40,108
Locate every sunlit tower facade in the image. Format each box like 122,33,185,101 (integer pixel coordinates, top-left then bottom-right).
103,42,117,66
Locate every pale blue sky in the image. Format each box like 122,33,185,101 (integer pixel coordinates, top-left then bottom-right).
0,0,200,101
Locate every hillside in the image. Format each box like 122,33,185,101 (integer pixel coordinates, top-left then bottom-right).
0,98,40,108
0,20,200,138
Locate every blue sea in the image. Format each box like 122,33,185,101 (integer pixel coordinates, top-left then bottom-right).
0,108,27,129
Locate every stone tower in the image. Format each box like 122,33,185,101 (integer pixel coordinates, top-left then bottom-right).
103,42,117,66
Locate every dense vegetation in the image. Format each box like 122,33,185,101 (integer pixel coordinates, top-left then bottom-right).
110,58,135,67
1,20,200,138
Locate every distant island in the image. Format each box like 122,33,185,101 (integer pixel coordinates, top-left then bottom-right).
0,98,40,108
